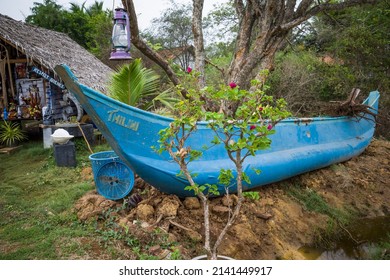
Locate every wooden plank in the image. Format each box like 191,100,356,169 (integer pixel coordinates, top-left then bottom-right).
8,58,28,64
0,145,23,154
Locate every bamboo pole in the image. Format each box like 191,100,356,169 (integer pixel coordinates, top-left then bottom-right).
5,48,15,98
0,60,7,108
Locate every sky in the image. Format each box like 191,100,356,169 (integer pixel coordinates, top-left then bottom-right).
0,0,227,30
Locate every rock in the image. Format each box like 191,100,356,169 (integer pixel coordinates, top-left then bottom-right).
186,230,203,242
140,221,151,228
157,196,180,217
136,204,154,221
183,197,201,209
74,191,117,221
212,205,230,213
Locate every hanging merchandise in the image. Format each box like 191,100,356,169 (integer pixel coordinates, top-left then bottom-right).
3,107,7,120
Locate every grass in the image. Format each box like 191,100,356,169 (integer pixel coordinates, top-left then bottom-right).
0,140,100,259
0,139,182,260
285,184,390,260
286,183,357,250
0,139,107,258
286,184,352,224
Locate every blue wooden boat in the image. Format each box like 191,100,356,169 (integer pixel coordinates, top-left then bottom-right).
55,64,379,197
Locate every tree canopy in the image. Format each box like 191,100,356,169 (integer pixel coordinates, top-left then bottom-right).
122,0,379,91
26,0,112,60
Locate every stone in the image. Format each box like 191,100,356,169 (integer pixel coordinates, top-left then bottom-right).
136,204,154,221
212,205,230,213
157,196,180,217
183,197,201,209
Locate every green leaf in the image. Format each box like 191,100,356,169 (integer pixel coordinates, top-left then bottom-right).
242,191,260,201
211,136,221,145
237,138,247,149
242,172,251,184
218,169,234,186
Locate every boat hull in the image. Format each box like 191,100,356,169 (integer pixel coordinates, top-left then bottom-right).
55,64,379,197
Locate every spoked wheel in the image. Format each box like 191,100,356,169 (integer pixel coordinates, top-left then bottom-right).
95,161,135,200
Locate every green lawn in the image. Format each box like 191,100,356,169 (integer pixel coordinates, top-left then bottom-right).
0,140,179,260
0,140,108,259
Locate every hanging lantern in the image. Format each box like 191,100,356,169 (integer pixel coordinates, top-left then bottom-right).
110,8,132,60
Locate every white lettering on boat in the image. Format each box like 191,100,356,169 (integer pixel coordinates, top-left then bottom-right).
107,110,140,131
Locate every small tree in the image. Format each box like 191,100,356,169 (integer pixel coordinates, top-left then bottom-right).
157,72,290,259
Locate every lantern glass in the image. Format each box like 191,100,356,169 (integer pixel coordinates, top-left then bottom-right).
112,22,128,49
110,7,132,60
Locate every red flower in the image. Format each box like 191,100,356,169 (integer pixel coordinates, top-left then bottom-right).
186,67,192,73
258,107,263,112
267,124,273,130
250,125,256,130
229,82,237,89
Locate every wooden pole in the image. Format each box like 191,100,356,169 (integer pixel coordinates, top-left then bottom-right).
0,60,7,108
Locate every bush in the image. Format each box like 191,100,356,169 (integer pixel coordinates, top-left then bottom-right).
267,51,356,116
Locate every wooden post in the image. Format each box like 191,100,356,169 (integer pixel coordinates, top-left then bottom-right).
0,60,7,108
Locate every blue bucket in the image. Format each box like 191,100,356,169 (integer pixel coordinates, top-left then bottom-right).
89,151,119,180
89,151,134,200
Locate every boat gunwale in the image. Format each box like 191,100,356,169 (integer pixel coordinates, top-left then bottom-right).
78,77,379,127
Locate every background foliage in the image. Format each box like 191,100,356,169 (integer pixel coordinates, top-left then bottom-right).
25,0,389,138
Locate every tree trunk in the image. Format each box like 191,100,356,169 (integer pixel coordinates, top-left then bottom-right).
227,0,378,89
228,33,285,88
192,0,206,88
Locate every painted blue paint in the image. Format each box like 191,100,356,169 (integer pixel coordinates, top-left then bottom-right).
55,64,379,197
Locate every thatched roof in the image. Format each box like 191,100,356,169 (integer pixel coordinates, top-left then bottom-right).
0,14,112,93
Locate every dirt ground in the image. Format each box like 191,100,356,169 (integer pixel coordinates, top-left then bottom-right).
75,139,390,260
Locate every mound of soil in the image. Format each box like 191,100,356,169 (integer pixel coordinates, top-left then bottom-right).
75,139,390,259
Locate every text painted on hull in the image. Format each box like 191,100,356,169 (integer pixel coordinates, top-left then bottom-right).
108,110,140,131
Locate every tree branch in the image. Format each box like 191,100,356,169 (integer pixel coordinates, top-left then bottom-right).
121,0,188,98
282,0,379,31
234,0,245,20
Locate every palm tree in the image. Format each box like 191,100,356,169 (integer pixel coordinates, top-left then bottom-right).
69,2,87,13
86,1,104,16
108,59,177,111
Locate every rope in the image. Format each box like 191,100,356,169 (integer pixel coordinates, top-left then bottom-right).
77,122,93,154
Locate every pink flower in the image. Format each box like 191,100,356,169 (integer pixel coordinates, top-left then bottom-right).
250,125,256,130
229,82,237,89
267,124,273,130
186,67,192,73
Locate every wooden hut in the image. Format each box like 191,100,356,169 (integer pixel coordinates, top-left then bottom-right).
0,14,112,124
